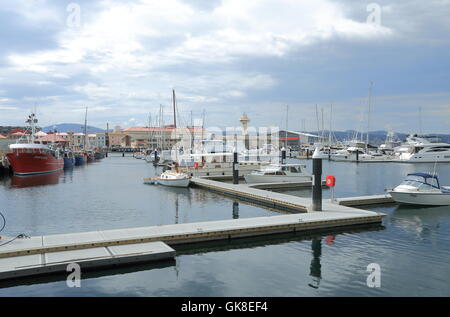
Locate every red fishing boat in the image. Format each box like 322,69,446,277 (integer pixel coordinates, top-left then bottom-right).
6,113,64,176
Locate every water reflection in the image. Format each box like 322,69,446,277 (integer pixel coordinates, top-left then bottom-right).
10,171,63,188
232,201,239,219
308,238,322,289
391,204,448,240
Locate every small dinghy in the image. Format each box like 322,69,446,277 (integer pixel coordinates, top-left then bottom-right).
388,173,450,206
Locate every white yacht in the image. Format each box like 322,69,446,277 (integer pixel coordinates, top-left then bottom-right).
244,163,312,184
379,131,402,154
156,170,191,187
394,134,450,163
388,173,450,206
330,146,391,162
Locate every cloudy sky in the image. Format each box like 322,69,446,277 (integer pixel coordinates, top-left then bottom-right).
0,0,449,133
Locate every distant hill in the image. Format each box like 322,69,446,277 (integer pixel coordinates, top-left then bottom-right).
42,123,105,133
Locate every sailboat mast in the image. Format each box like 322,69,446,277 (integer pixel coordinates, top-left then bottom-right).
329,104,333,146
366,81,373,151
285,105,289,149
172,89,177,129
419,107,423,135
83,106,88,150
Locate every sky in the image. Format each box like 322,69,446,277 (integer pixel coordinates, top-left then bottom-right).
0,0,449,133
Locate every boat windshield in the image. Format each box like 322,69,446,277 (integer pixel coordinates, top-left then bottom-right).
401,175,440,189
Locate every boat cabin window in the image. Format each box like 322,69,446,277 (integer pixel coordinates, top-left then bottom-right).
289,166,300,173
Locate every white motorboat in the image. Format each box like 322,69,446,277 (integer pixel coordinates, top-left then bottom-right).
156,170,191,187
394,134,450,163
388,173,450,206
244,163,312,184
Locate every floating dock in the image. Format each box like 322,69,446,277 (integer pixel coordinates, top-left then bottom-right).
192,177,336,212
0,240,175,280
0,177,388,282
0,241,175,280
0,207,384,281
331,194,394,206
247,180,327,190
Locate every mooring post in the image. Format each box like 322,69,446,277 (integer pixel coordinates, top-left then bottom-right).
356,150,359,162
312,149,322,211
122,152,125,157
233,150,239,184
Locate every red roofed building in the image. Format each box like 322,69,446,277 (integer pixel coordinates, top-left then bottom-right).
121,126,205,149
36,134,69,145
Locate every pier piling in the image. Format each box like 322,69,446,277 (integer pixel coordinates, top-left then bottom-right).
233,151,239,184
312,157,323,211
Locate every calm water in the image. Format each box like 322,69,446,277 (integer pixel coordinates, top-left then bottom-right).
0,154,449,296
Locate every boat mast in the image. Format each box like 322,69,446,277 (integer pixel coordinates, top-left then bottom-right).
190,110,193,154
366,81,373,152
172,89,178,162
148,113,152,150
26,113,37,143
83,106,88,150
172,89,177,129
285,105,289,149
315,104,320,144
329,104,333,146
419,107,423,135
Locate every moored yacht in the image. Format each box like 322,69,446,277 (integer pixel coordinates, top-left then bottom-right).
394,134,450,163
156,163,191,188
244,163,312,184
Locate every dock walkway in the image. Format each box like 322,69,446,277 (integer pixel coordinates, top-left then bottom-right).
0,177,388,281
191,177,372,213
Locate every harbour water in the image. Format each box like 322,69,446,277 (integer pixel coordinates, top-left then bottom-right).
0,154,449,296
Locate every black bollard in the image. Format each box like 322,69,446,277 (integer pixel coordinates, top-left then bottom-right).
312,157,322,211
356,150,359,162
281,148,286,165
154,150,158,162
122,152,125,157
306,149,310,159
233,151,239,184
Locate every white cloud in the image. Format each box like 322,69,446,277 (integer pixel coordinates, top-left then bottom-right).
7,0,392,74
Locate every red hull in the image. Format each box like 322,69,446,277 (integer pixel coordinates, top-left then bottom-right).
6,152,64,175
